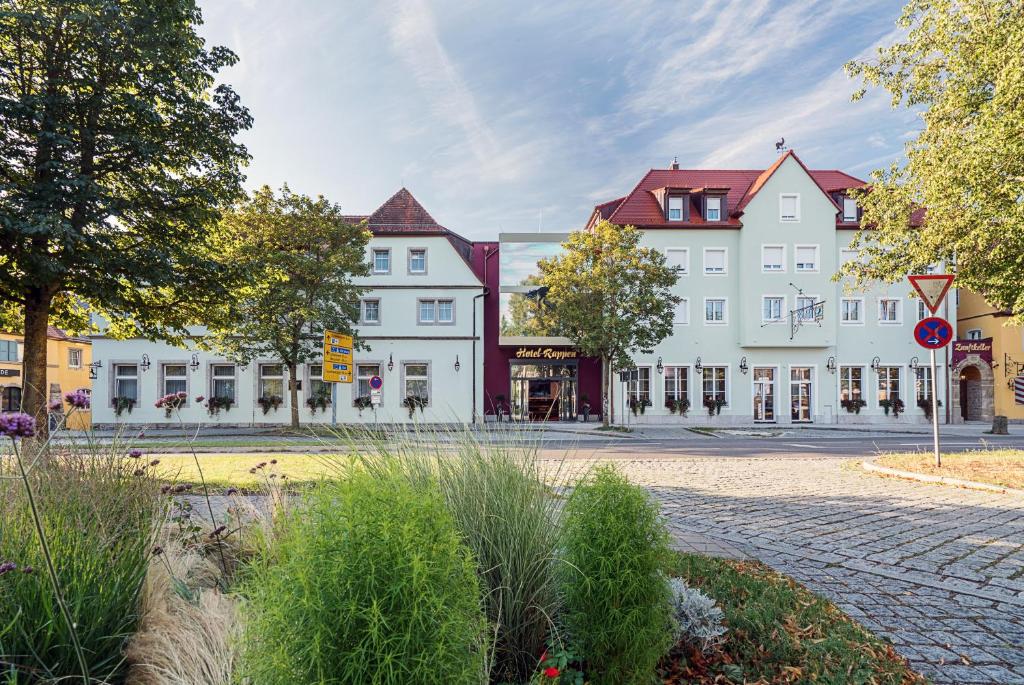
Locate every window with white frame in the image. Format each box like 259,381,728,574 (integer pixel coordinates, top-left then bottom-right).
627,367,651,406
703,248,726,274
877,366,901,405
113,364,138,402
356,363,380,399
794,245,818,272
705,196,722,221
780,193,800,222
839,366,863,403
665,366,688,403
795,295,816,320
763,296,784,322
702,367,727,405
967,329,983,340
259,363,285,400
418,299,455,325
762,245,784,271
372,248,391,274
841,298,863,324
704,298,726,323
916,300,928,321
211,364,236,400
403,362,429,401
879,298,901,323
673,298,689,325
915,367,933,402
67,348,82,369
667,196,684,221
408,248,427,274
162,363,188,397
842,197,858,222
361,299,381,324
308,364,328,400
665,248,688,275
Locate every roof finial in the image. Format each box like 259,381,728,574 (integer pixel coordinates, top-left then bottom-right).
669,156,679,170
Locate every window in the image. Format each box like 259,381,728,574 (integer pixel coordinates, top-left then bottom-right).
673,298,689,325
702,366,727,405
259,363,284,400
66,348,82,369
878,366,901,405
794,245,818,272
879,298,901,324
361,299,381,324
842,197,858,222
704,298,726,324
308,364,327,400
915,367,933,402
211,364,236,400
408,248,427,274
113,364,138,402
916,300,928,321
705,196,721,221
665,366,688,403
627,367,651,406
763,296,785,322
0,340,17,362
780,193,800,222
703,248,726,274
967,329,983,340
403,362,430,401
762,245,784,272
372,248,391,274
356,363,380,399
667,196,684,221
418,299,455,325
1,386,21,412
162,363,188,398
839,366,863,402
840,248,859,265
841,298,863,324
665,248,688,275
795,295,816,321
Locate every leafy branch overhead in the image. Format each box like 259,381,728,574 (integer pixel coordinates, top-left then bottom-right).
840,0,1024,318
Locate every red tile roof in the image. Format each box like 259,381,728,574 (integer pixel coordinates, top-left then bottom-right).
365,188,446,233
595,151,867,230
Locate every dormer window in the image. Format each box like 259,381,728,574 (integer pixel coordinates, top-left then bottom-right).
705,196,722,222
667,196,683,221
842,197,858,222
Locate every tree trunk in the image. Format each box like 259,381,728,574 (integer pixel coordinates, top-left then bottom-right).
288,362,300,429
601,355,610,427
22,288,53,440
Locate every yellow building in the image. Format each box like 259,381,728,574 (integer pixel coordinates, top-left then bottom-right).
954,290,1024,423
0,326,92,430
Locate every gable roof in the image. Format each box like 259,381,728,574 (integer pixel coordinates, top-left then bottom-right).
594,151,866,230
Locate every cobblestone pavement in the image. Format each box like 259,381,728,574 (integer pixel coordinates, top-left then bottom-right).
608,457,1024,685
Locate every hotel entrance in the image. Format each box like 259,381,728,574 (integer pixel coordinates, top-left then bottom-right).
509,361,578,421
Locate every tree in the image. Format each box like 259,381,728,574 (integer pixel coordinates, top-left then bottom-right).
499,275,561,337
207,185,371,428
842,0,1024,316
538,222,680,426
0,1,251,434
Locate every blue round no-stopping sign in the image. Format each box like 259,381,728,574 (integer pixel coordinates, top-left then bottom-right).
369,375,383,390
914,317,953,349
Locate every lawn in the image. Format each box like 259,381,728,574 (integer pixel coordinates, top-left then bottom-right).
664,553,926,684
151,452,347,490
875,449,1024,490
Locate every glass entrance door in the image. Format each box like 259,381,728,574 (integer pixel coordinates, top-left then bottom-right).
509,362,578,422
790,367,813,422
753,368,775,422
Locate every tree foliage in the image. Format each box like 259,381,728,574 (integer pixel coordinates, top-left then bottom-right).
499,275,561,337
842,0,1024,316
207,185,370,427
538,222,680,424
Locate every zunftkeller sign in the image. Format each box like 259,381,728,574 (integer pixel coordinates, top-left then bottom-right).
514,347,577,361
951,338,994,367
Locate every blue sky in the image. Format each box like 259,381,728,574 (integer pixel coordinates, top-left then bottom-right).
198,0,919,240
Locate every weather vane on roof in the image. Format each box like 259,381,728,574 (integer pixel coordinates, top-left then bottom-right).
775,137,787,153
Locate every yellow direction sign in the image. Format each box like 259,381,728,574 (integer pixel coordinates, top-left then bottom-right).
323,330,353,383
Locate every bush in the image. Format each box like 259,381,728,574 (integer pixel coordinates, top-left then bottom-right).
668,577,726,653
0,447,161,682
560,465,675,685
237,469,487,685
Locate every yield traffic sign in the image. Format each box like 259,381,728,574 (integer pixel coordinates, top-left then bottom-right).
914,316,953,349
908,274,954,314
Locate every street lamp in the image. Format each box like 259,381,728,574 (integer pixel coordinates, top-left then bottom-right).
870,356,881,372
454,355,461,372
140,354,151,372
826,356,836,374
739,356,748,374
656,357,664,374
909,356,920,371
694,357,703,375
190,353,200,372
387,353,394,373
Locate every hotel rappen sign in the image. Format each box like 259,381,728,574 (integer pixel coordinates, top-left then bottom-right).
514,347,577,361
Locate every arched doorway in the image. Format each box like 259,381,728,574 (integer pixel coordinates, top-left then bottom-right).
951,358,994,423
960,366,983,421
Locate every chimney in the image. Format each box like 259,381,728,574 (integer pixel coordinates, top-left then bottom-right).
669,156,679,170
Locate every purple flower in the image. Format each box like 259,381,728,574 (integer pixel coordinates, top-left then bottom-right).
0,561,16,576
64,389,91,409
149,459,160,467
128,449,143,459
48,400,63,412
154,398,164,408
0,413,36,439
195,395,205,403
176,391,187,399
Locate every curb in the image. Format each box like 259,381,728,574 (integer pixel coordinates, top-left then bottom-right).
862,460,1024,496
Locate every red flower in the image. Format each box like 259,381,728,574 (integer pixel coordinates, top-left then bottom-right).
544,666,559,679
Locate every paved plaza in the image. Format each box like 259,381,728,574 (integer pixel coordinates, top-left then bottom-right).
607,456,1024,684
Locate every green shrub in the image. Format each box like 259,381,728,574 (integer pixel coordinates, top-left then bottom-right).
560,464,675,685
0,448,161,682
238,469,487,685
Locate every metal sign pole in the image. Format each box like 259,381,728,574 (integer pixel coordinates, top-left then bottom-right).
331,381,337,426
930,348,940,467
